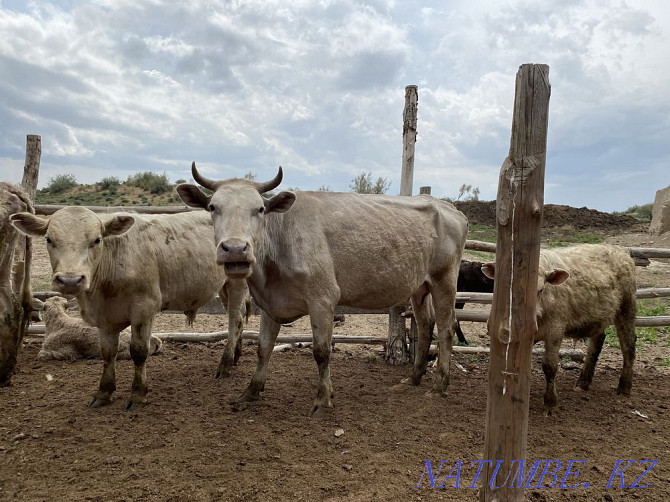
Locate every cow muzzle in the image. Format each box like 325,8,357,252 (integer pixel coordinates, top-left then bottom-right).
217,239,254,278
53,274,86,295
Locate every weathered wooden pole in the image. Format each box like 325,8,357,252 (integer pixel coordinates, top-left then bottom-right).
21,135,41,201
386,85,418,365
13,135,40,293
480,64,551,501
399,85,418,197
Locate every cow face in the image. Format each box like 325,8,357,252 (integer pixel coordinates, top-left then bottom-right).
177,162,295,278
481,261,569,299
11,207,134,295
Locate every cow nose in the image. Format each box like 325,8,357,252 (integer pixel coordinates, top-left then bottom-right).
218,240,249,261
54,274,85,293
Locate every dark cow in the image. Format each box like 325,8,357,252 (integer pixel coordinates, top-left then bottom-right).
177,163,468,416
454,260,495,344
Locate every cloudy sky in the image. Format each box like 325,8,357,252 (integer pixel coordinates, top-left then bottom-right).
1,0,668,212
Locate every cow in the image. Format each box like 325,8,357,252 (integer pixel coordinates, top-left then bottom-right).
453,260,495,344
177,162,469,417
38,296,162,361
0,182,33,387
10,207,250,409
482,243,637,415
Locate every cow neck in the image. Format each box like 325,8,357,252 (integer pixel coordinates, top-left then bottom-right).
244,219,280,315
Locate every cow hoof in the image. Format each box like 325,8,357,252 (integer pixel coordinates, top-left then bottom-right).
230,401,250,412
399,377,412,385
543,408,557,417
309,404,332,418
424,388,447,398
88,396,112,408
231,393,260,405
125,399,146,411
215,368,232,379
573,385,587,392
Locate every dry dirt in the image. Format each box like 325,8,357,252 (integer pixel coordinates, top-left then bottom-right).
2,217,670,501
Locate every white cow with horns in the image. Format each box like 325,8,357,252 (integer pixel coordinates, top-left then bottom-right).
177,162,469,417
10,207,249,410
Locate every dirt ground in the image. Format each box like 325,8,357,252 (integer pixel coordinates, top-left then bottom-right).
2,215,670,501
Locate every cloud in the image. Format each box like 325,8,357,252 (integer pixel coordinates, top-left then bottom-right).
0,0,668,212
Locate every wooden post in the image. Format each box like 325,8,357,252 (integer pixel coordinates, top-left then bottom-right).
386,85,418,364
21,135,41,201
400,85,418,197
13,135,40,293
480,64,551,501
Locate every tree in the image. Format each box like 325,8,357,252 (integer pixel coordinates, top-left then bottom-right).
456,184,480,201
349,171,391,194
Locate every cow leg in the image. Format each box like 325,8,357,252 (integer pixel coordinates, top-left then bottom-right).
309,303,335,418
542,335,562,415
428,280,458,397
216,279,247,378
409,294,433,386
126,320,153,410
89,329,120,408
615,295,637,396
235,311,280,403
575,327,606,391
454,303,468,345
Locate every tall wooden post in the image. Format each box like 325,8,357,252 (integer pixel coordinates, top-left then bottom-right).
480,64,551,501
21,135,41,201
399,85,418,197
13,135,40,293
386,85,419,365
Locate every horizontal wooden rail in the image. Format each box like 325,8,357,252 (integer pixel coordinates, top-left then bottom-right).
35,204,196,215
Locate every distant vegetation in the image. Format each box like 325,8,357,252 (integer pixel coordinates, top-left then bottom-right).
36,170,182,206
350,171,390,194
126,171,171,195
45,174,78,194
615,203,653,222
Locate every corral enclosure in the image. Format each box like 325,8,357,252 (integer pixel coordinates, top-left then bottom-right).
1,215,670,501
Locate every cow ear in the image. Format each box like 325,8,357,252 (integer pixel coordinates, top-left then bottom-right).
177,184,211,209
265,191,296,214
10,213,49,236
481,262,496,280
545,268,569,286
103,215,134,237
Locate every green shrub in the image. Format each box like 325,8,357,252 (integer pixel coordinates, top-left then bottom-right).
46,174,77,194
100,176,121,190
127,171,171,194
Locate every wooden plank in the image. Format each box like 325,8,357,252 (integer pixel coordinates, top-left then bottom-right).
35,204,196,216
465,239,496,253
481,64,551,501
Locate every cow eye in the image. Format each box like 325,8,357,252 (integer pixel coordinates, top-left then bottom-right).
258,206,265,214
94,237,101,245
45,237,52,244
208,204,215,213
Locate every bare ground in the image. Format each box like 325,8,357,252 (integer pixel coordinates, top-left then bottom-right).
2,221,670,501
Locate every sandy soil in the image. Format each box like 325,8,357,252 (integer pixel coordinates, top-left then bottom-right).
2,223,670,501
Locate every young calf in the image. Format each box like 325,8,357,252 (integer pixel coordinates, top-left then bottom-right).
482,244,637,415
39,296,162,361
11,207,249,410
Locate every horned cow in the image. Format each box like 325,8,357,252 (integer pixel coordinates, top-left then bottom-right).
482,243,637,415
177,163,469,417
11,207,249,409
38,296,162,361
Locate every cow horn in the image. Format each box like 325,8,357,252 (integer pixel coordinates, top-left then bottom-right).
191,162,220,191
255,167,283,194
